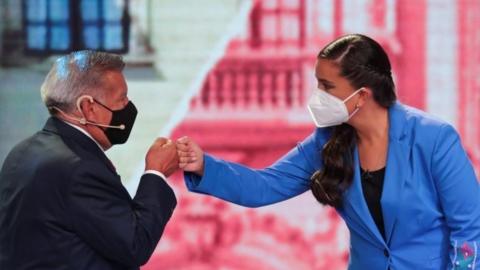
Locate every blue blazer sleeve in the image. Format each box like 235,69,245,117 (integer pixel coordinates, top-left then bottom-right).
184,129,328,207
431,124,480,268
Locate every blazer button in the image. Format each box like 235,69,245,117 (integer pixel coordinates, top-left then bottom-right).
383,249,390,257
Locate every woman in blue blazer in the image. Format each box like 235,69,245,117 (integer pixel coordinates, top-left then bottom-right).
177,34,480,270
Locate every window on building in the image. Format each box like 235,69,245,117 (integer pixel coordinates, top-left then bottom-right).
249,0,306,49
23,0,129,55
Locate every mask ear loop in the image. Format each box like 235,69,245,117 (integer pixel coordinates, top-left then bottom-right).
49,96,125,130
343,87,365,103
346,88,364,118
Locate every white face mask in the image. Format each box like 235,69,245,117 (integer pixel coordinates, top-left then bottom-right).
307,88,363,128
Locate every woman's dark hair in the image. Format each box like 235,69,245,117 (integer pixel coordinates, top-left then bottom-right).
310,34,397,208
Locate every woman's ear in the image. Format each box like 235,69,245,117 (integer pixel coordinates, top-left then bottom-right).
357,87,373,106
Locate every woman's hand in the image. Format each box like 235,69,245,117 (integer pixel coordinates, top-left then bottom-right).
176,136,205,176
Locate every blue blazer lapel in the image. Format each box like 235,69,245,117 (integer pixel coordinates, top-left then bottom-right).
381,138,411,244
381,102,411,244
343,147,386,245
343,102,411,246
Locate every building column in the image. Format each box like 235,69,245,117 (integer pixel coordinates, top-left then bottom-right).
457,0,480,170
425,0,458,125
396,0,427,109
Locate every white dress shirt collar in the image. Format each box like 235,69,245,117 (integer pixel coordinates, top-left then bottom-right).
61,120,167,181
62,120,105,152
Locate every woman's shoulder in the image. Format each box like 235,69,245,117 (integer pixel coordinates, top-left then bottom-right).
394,102,453,131
310,127,333,147
392,102,458,143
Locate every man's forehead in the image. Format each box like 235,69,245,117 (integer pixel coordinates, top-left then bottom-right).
105,71,128,96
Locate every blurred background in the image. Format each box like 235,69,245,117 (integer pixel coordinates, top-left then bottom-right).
0,0,479,269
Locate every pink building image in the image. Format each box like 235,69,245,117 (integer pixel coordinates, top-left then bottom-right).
0,0,478,269
143,0,480,269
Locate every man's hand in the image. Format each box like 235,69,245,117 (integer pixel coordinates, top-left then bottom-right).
145,138,179,177
176,136,204,176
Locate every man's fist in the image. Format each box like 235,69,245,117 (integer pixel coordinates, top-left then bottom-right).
145,138,179,177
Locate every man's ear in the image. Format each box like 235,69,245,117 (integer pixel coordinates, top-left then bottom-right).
76,95,95,121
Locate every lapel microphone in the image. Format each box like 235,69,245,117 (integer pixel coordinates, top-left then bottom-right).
49,95,125,130
77,116,125,130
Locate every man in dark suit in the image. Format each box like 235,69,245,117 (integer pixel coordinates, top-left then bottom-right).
0,51,178,269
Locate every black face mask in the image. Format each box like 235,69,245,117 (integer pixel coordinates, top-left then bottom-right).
94,100,138,145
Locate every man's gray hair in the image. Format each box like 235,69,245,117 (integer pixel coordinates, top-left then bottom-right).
40,50,125,114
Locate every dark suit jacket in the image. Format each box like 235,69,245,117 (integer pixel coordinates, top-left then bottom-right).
0,117,177,269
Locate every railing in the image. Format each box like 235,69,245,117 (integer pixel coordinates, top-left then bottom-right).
188,57,313,121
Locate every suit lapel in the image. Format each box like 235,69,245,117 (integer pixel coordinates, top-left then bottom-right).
381,102,410,244
381,138,410,244
344,147,386,245
43,117,117,174
343,102,411,246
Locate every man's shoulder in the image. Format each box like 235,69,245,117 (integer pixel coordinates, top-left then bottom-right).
2,130,83,175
